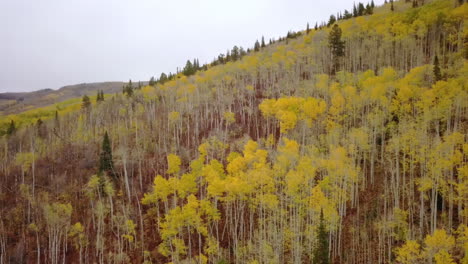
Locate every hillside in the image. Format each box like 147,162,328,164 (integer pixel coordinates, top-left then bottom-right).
0,0,467,263
0,82,127,116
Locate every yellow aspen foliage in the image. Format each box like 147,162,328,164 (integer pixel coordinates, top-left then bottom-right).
15,152,34,171
310,185,338,226
204,236,219,256
141,85,157,99
167,154,181,175
265,134,275,148
434,250,456,264
226,155,246,175
424,229,455,261
223,111,235,124
277,110,298,133
176,173,197,198
260,97,326,133
456,225,468,264
168,111,180,124
122,220,136,243
395,240,422,264
300,97,327,127
142,175,172,204
195,254,208,264
69,222,88,250
275,138,300,173
391,208,409,241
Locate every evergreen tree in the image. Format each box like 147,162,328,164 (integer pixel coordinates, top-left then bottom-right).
149,76,155,86
371,0,375,8
344,10,353,19
328,15,336,26
231,46,240,61
390,0,394,11
433,55,442,82
99,131,115,178
315,22,318,30
159,73,168,84
353,3,358,17
6,120,15,136
183,60,196,76
124,80,134,96
328,24,345,74
96,90,104,102
254,40,260,52
313,210,330,264
81,95,91,109
261,36,266,48
307,22,310,34
366,3,373,14
358,2,365,15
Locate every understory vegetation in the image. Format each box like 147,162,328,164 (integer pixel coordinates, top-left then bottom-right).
0,0,467,263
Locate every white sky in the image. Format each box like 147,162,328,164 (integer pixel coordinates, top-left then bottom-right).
0,0,384,93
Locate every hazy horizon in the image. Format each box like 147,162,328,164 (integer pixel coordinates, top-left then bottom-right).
1,0,384,93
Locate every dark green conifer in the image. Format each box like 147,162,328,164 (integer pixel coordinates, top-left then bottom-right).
313,210,330,264
99,131,115,178
328,24,345,74
254,40,260,52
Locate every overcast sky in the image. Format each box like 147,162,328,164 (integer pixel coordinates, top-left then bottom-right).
0,0,384,93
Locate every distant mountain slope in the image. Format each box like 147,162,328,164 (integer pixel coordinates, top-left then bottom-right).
0,0,467,263
0,82,125,115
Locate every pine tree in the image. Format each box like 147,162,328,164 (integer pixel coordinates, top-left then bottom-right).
328,15,336,26
390,0,394,11
358,3,365,15
6,120,15,136
315,22,318,30
96,90,104,102
433,55,442,82
261,36,266,48
344,10,352,19
353,3,358,17
81,95,91,109
307,22,310,34
254,40,260,52
313,210,330,264
159,72,168,84
149,76,155,86
328,24,345,74
99,131,115,178
124,80,134,96
366,3,373,14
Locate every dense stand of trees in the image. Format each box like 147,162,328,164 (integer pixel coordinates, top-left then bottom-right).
0,0,467,263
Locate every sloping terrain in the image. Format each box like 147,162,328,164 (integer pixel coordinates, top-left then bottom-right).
0,0,467,263
0,82,125,115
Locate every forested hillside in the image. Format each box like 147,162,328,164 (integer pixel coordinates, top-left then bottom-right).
0,82,127,117
1,0,467,263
